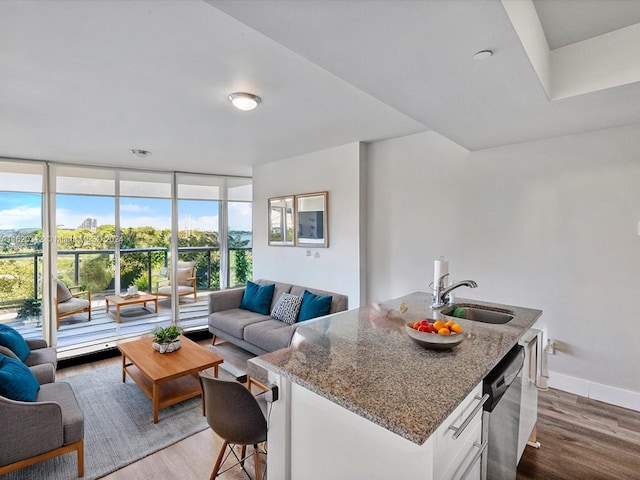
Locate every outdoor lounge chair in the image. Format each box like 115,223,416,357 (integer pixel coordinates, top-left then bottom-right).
55,279,91,329
155,261,197,302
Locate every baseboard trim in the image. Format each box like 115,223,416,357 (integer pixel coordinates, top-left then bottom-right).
548,371,640,412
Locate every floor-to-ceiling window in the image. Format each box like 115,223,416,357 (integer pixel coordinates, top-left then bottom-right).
172,174,253,329
227,178,253,287
1,162,251,356
0,160,45,340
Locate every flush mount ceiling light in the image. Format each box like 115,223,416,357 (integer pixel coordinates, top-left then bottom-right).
473,50,493,60
130,149,151,158
228,92,261,111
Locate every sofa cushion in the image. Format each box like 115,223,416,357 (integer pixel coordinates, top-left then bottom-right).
175,267,192,285
244,320,295,352
210,309,272,339
57,297,90,314
253,280,294,311
298,290,333,322
0,324,31,362
271,293,303,325
0,353,41,401
56,279,73,303
290,285,348,314
240,281,275,315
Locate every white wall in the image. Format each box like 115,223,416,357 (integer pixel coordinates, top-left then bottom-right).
253,142,365,308
367,127,640,409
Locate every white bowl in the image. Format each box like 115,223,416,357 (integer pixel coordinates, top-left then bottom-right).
405,322,464,350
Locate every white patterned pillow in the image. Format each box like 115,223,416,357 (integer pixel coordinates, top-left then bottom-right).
271,293,303,324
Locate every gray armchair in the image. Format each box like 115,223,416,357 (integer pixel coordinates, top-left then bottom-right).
0,338,57,384
0,381,85,476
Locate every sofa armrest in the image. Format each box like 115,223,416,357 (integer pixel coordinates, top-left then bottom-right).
26,338,48,350
30,363,56,384
208,287,245,314
0,396,63,465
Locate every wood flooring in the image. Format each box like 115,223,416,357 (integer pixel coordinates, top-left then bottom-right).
517,387,640,480
55,342,640,480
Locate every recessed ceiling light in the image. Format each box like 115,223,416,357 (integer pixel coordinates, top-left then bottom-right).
130,149,151,158
473,50,493,60
228,92,261,111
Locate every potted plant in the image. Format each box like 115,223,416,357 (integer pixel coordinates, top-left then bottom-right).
16,299,42,327
152,324,182,353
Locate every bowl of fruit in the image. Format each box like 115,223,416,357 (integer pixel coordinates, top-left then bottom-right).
406,319,465,350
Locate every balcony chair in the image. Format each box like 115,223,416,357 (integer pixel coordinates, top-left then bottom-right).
198,372,267,480
0,325,57,384
55,279,91,329
0,377,85,477
155,261,197,302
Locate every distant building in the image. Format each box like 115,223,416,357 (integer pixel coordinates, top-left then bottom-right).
79,217,97,231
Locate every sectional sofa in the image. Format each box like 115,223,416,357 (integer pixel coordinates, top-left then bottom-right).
208,279,348,355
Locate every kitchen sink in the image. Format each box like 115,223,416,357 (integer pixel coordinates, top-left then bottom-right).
441,304,515,324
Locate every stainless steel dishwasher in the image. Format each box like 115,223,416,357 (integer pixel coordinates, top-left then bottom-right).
481,344,525,480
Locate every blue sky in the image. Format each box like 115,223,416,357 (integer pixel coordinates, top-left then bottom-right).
0,193,252,231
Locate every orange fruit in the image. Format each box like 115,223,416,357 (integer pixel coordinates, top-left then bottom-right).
450,323,462,333
412,321,420,329
438,327,450,335
433,320,446,331
445,319,455,328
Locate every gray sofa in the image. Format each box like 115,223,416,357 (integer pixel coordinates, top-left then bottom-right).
208,279,348,356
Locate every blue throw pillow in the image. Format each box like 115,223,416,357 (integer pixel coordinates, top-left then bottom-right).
0,324,31,362
0,353,40,402
298,290,333,322
240,281,275,315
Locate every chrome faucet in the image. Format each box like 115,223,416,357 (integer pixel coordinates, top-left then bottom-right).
432,273,478,308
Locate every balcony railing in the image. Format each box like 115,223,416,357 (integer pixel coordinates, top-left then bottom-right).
0,246,252,312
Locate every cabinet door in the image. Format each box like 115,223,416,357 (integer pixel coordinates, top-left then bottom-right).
434,383,485,480
288,382,435,480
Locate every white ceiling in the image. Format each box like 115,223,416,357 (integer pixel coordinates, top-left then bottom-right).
1,0,640,177
533,0,640,49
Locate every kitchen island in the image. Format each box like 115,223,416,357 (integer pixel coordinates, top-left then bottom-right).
248,292,542,479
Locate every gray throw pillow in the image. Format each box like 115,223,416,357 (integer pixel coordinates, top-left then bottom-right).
271,293,303,325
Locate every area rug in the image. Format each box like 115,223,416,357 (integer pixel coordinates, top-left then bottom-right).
1,363,209,480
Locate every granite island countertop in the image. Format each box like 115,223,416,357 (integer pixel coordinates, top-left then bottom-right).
248,292,542,445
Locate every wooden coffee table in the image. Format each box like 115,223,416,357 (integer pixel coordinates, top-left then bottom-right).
118,335,223,423
105,293,158,323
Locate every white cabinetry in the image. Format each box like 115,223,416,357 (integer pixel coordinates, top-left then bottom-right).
434,383,486,480
266,374,484,480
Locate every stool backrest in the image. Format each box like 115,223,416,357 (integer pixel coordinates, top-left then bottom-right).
199,372,267,445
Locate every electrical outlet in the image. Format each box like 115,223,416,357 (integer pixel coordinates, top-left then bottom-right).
265,385,279,403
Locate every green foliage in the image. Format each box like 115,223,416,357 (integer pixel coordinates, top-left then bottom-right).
152,324,181,343
16,298,41,320
1,225,251,310
79,254,113,292
232,249,252,286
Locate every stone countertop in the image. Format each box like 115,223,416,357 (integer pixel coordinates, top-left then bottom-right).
248,292,542,445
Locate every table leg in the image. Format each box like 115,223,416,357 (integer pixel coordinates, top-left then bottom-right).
116,305,121,323
121,354,126,383
153,382,159,424
154,297,158,313
105,299,110,314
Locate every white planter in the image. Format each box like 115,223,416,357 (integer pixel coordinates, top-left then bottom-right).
152,339,181,353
